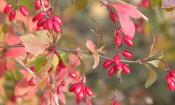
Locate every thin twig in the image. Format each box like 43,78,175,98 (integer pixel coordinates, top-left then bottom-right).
15,58,38,78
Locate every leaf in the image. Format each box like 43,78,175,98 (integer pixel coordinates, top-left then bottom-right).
145,69,157,88
37,53,54,76
52,54,59,71
20,30,52,55
92,53,100,69
2,23,8,33
151,0,160,7
74,0,89,11
162,0,175,9
5,48,26,58
67,53,81,68
110,2,148,38
86,40,99,69
86,40,96,53
14,78,37,99
59,52,67,63
34,55,47,72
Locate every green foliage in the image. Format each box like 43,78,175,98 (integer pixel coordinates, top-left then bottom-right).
151,0,161,8
33,55,47,72
145,69,157,88
5,69,23,81
74,0,89,11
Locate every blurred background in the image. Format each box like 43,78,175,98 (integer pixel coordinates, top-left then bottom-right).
0,0,175,105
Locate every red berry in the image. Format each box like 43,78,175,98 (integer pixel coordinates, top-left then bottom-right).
122,64,131,75
46,19,53,29
124,36,133,47
36,12,45,21
112,100,120,105
69,72,78,78
140,0,150,8
113,54,120,64
115,29,122,47
52,16,62,25
28,78,37,86
168,82,175,92
8,10,16,21
109,10,117,23
108,66,116,77
37,19,45,27
103,59,113,69
169,70,175,77
166,75,172,84
34,0,41,10
69,84,77,92
44,0,49,8
37,26,43,31
76,92,84,104
116,62,123,70
3,4,12,14
53,22,61,33
19,6,29,16
122,50,133,59
74,84,83,94
56,86,62,94
85,86,93,96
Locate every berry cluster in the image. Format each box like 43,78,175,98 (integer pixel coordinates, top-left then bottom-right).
69,82,93,104
33,0,62,33
166,70,175,92
103,29,133,77
3,4,29,21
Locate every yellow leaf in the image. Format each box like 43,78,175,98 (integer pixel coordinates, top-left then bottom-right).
145,69,157,88
52,54,59,71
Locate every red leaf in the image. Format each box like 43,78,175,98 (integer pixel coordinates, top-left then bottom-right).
0,60,6,77
5,47,25,58
110,2,148,38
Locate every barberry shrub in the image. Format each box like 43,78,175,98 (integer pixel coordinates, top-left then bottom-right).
0,0,175,105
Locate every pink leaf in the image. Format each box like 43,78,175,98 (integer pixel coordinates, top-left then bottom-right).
86,40,99,69
14,78,37,99
118,11,135,38
5,47,25,58
67,54,81,68
92,53,100,69
110,2,148,38
0,60,6,78
86,40,96,53
5,34,21,45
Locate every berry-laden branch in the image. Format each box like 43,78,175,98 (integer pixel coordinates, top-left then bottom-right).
0,0,174,105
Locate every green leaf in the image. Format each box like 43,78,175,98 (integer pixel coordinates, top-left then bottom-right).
34,55,47,72
2,23,8,33
5,69,23,81
59,52,67,63
52,54,59,71
74,0,89,11
145,69,157,88
151,0,160,7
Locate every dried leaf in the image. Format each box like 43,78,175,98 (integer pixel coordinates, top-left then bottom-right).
145,69,157,88
20,30,52,55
